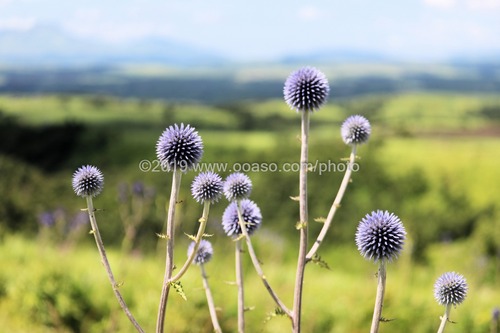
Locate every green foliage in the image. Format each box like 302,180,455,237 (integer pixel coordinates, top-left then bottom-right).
170,281,188,301
1,235,497,332
0,92,499,331
0,93,499,258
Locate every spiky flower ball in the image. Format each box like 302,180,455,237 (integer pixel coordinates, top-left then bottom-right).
355,210,406,262
283,67,330,112
72,165,104,197
341,115,371,145
222,199,262,237
493,307,500,321
191,172,223,203
223,173,252,201
434,272,468,306
156,123,203,171
187,239,214,265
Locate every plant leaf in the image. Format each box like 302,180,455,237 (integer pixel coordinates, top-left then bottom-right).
314,217,326,223
170,281,187,301
311,254,330,270
156,233,169,239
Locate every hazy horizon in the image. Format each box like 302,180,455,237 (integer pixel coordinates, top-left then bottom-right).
1,0,500,63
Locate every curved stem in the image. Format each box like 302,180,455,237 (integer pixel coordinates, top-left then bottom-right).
85,196,144,333
437,304,452,333
156,169,182,333
200,264,223,333
169,201,210,282
235,239,245,333
306,145,357,261
235,200,292,319
292,110,310,332
370,261,387,333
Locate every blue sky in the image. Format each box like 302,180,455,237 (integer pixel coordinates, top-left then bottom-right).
0,0,499,61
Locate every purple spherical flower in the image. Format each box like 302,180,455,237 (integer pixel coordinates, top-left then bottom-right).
132,181,145,197
284,67,330,112
341,115,371,145
156,123,203,171
37,212,56,227
355,210,406,262
223,173,252,201
191,172,223,203
434,272,468,306
493,308,500,321
187,239,214,265
222,199,262,237
70,211,89,230
72,165,104,197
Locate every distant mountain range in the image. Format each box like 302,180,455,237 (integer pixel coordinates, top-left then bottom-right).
0,24,498,67
0,24,226,66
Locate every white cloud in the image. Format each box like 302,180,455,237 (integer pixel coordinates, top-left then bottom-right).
466,0,500,9
72,8,103,22
192,10,223,25
0,17,36,30
424,0,500,9
422,0,457,8
298,6,322,21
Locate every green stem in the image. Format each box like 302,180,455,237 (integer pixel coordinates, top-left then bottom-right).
292,110,310,332
437,304,452,333
306,145,357,261
200,264,223,333
85,196,144,333
235,239,245,333
169,201,210,282
156,169,182,333
370,261,387,333
235,200,292,319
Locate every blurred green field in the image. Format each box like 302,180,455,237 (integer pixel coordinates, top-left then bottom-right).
380,137,500,208
1,91,500,332
1,233,498,333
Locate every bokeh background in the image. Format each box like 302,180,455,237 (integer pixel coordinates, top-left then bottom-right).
1,1,499,332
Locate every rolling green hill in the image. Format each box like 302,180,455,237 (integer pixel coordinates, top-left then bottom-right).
0,91,499,332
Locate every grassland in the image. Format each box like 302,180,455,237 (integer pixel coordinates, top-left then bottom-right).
1,233,498,333
1,91,500,332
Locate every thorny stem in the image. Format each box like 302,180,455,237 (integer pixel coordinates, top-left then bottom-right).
156,169,182,333
235,200,292,319
370,260,387,333
169,201,210,282
235,239,245,333
306,145,357,261
437,304,452,333
85,196,145,333
292,110,310,332
200,264,223,333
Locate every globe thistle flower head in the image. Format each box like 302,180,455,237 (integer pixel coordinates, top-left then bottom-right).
70,211,89,230
132,181,145,198
223,173,252,201
191,172,223,203
493,307,500,321
434,272,468,306
72,165,104,197
284,67,330,112
187,239,214,265
355,210,406,262
38,212,56,227
222,199,262,237
341,115,371,145
156,123,203,172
